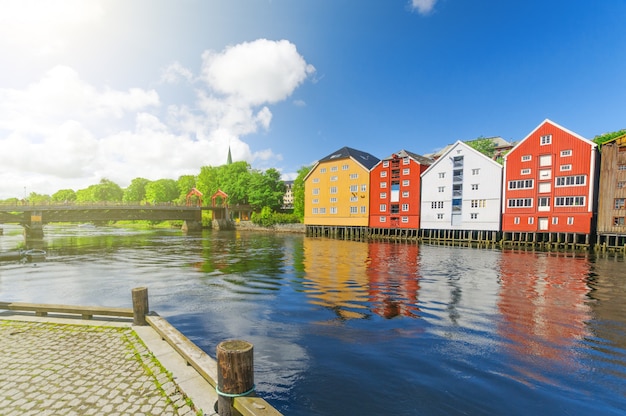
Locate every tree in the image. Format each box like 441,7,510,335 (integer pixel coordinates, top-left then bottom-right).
248,168,286,211
467,137,496,159
176,175,197,203
123,177,150,203
292,165,312,221
51,189,76,203
145,179,178,203
76,179,123,202
28,192,51,205
593,129,626,151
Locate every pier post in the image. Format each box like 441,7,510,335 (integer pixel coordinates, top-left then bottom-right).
131,287,149,326
217,340,254,416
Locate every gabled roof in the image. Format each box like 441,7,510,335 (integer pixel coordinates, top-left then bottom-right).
504,119,596,160
421,140,503,177
424,136,514,160
317,146,380,170
375,149,433,167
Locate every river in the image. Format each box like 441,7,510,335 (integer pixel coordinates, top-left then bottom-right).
0,224,625,415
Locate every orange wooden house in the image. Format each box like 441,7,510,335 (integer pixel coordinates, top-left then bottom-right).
502,119,598,243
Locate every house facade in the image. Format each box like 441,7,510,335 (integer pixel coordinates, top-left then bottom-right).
304,147,379,227
596,133,626,246
501,119,598,236
420,140,503,231
369,150,432,229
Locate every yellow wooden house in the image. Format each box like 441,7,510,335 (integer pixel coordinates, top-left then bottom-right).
304,146,380,227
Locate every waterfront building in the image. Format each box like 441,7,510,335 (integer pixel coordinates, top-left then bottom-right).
596,133,626,248
501,119,598,245
424,136,516,161
282,180,294,210
304,146,379,228
369,150,432,229
420,140,503,232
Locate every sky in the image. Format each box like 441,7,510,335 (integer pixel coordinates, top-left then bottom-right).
1,0,625,199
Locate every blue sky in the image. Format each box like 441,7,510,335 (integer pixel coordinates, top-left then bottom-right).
0,0,624,199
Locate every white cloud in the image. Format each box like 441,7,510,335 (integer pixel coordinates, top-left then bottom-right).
410,0,438,15
0,39,315,199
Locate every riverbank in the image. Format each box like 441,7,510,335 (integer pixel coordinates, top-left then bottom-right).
234,221,305,233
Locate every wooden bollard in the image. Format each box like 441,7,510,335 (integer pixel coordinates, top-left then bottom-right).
131,287,149,326
216,340,254,416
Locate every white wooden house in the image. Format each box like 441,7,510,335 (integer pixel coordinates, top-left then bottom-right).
420,140,503,231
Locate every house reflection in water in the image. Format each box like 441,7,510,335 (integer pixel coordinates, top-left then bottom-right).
497,251,592,376
366,242,420,319
302,238,371,320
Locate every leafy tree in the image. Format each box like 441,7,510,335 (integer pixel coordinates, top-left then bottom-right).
176,175,197,202
27,192,51,204
292,165,312,221
123,177,150,203
593,129,626,150
248,168,286,210
467,137,496,159
197,161,252,206
51,189,76,203
145,179,178,203
76,179,123,202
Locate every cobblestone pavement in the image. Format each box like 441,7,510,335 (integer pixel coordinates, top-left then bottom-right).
0,320,200,416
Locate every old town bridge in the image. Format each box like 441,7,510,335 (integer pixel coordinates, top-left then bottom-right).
0,203,233,238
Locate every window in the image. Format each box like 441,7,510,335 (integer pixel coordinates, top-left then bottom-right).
361,206,366,214
312,208,318,214
618,181,626,189
331,166,338,172
330,187,337,194
380,182,387,188
539,169,552,180
379,171,388,178
431,201,444,209
560,164,572,171
538,197,550,210
403,157,410,165
567,217,574,225
521,168,531,175
350,196,358,202
319,208,326,214
539,154,552,166
402,180,409,186
615,198,626,209
619,165,626,171
437,213,444,219
555,196,585,207
402,217,409,223
380,204,387,212
614,217,625,226
561,150,572,157
508,179,534,190
383,161,389,168
312,188,320,195
538,182,551,193
350,206,358,214
380,216,387,222
552,217,558,225
471,184,478,190
507,198,533,208
471,199,479,208
313,178,320,183
528,217,534,224
361,185,367,192
522,155,532,162
330,207,337,214
402,191,409,198
391,204,400,214
312,198,319,204
555,175,586,187
472,168,480,175
320,168,327,173
380,192,387,199
342,164,349,170
350,173,358,179
438,172,445,178
330,197,337,203
470,213,478,219
403,168,410,175
330,175,338,181
540,134,552,145
350,185,358,192
438,186,445,193
514,217,520,224
402,203,409,211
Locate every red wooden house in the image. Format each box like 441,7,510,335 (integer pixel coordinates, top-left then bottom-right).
369,150,432,230
502,119,598,244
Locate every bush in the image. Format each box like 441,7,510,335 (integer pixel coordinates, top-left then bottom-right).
251,207,301,227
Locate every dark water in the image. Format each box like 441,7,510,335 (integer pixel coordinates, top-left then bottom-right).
1,224,625,415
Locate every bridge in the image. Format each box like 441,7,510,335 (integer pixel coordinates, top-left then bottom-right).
0,203,230,238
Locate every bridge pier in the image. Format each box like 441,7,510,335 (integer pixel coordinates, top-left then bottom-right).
182,220,203,232
24,211,44,239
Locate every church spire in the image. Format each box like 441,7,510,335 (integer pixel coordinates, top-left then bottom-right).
227,145,232,165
